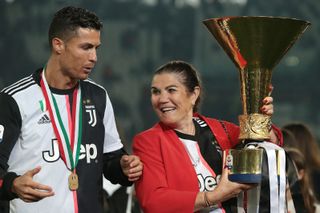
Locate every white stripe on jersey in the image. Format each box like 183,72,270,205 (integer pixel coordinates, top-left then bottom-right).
194,117,208,127
84,78,106,91
1,75,33,93
7,80,36,96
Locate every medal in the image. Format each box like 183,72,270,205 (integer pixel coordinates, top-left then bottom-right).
40,69,82,191
68,173,79,191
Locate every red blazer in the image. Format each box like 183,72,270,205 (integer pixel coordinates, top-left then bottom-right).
133,114,283,213
133,114,241,213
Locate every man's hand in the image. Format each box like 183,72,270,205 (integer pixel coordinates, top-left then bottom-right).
12,167,54,202
120,155,143,182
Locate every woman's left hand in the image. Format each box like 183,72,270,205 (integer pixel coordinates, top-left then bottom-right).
261,96,273,116
261,88,282,145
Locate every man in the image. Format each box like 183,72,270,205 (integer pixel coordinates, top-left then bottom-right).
0,6,143,213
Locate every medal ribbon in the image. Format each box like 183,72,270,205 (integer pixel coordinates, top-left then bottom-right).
40,70,82,171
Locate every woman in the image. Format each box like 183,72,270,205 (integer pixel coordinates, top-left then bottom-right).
282,123,320,202
285,148,319,213
133,60,282,212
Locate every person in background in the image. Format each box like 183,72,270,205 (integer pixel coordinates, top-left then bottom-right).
0,6,142,213
282,123,320,202
285,147,319,213
133,60,282,213
282,128,299,149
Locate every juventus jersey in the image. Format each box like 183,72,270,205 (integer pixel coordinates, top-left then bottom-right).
175,118,236,213
0,69,129,213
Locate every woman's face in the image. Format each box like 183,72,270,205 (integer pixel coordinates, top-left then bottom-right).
151,72,199,129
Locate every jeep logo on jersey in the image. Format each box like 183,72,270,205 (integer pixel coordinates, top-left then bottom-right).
198,174,220,191
43,139,98,163
85,105,97,127
0,125,4,143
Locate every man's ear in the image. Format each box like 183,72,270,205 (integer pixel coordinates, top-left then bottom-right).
51,38,64,54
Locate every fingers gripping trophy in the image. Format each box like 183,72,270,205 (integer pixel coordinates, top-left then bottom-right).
203,17,310,213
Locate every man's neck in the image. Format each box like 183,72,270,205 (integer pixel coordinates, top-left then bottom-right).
45,59,78,90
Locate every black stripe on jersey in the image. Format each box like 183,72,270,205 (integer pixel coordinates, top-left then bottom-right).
1,76,33,94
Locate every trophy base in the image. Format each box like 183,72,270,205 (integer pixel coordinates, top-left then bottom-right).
225,146,264,184
228,173,262,183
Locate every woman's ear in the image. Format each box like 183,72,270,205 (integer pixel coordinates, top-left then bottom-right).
298,169,305,180
192,86,201,105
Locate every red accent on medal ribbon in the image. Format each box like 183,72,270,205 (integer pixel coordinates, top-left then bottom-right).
40,78,67,164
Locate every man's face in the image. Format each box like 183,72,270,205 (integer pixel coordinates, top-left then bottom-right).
59,27,101,81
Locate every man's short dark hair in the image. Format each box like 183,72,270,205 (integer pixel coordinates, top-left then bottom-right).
48,6,103,48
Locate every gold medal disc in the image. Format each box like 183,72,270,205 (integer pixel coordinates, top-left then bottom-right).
68,173,79,191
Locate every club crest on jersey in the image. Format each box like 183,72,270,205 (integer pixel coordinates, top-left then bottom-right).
0,125,4,143
198,174,220,192
85,104,97,127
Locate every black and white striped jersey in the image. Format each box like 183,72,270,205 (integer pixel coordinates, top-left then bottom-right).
0,69,129,213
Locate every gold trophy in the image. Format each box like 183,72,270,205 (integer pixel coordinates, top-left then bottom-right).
203,17,310,183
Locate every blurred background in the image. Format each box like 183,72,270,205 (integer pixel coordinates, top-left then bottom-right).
1,0,319,150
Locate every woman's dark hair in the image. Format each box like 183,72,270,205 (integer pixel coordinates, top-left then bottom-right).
48,6,103,48
282,128,299,149
282,123,320,168
285,148,316,213
283,122,320,205
154,60,202,112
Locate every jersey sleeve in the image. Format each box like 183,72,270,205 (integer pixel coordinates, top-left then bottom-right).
0,92,21,200
102,92,123,153
101,91,131,185
102,149,132,186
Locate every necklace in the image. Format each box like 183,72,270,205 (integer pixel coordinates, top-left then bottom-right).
184,142,201,167
188,150,200,167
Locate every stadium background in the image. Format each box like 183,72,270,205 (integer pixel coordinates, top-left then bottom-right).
1,0,319,151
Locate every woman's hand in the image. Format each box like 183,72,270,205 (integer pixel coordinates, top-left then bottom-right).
261,96,273,116
261,84,274,116
208,167,255,204
194,167,255,211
